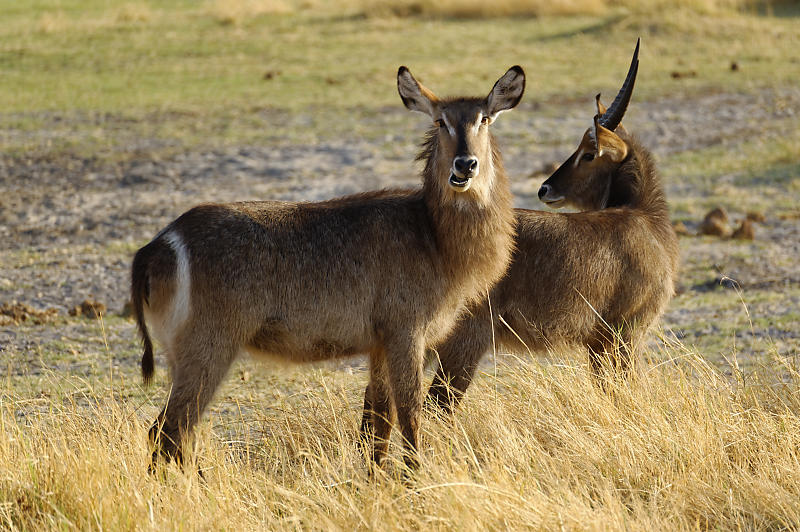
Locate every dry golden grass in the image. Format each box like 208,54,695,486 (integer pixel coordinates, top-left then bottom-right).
3,338,799,530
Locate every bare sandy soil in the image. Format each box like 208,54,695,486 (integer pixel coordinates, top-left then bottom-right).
2,86,799,374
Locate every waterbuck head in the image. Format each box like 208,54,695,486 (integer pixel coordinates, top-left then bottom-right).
398,65,525,204
539,39,640,210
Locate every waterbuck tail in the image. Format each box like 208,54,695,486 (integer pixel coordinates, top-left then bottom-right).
131,241,156,385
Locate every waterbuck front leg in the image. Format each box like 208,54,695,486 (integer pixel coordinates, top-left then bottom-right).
384,335,426,471
360,350,394,471
428,307,493,414
149,325,239,470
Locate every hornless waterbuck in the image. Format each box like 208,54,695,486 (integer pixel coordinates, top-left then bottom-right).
427,40,680,410
131,66,524,470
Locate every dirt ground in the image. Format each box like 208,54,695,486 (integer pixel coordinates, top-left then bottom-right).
2,86,799,377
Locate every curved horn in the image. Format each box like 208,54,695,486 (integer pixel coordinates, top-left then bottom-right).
599,38,640,131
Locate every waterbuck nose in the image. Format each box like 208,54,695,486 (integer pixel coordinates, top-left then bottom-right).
538,183,551,199
453,156,479,178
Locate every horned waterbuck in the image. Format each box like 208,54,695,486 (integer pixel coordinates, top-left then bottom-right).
427,41,680,410
132,66,525,470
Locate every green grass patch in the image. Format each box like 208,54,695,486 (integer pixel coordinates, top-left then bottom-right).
662,118,800,215
1,2,798,154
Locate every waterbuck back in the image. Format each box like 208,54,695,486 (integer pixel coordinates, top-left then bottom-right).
429,40,680,409
131,66,525,470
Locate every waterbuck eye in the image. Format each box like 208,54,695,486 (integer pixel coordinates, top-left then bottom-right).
435,119,445,128
582,152,595,162
481,116,490,125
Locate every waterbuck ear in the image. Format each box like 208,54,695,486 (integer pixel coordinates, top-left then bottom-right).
397,66,440,117
596,93,628,135
486,65,526,120
595,93,608,116
595,120,629,163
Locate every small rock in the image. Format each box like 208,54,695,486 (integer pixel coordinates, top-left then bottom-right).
692,276,741,292
745,211,766,223
69,299,107,319
719,277,740,289
672,220,691,236
529,161,560,178
705,207,729,223
0,301,60,325
671,70,697,79
732,219,755,240
699,207,730,237
542,161,559,175
119,300,134,319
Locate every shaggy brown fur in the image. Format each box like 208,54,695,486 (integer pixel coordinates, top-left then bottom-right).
132,66,524,470
427,128,680,410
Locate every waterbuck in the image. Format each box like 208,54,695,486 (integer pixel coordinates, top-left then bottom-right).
427,41,680,410
131,66,525,470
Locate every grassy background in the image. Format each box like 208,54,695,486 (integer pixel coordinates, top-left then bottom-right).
1,0,798,155
2,1,800,529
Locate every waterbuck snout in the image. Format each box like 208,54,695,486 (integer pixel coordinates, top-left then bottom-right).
398,65,525,197
540,39,640,211
452,155,479,187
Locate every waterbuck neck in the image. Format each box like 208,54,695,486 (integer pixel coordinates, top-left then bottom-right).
418,126,516,298
605,135,669,220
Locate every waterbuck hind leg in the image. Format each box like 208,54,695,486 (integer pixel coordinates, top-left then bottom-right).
428,364,473,415
588,333,614,388
428,309,493,414
588,328,637,393
148,407,181,471
359,383,375,445
149,328,239,471
385,336,426,472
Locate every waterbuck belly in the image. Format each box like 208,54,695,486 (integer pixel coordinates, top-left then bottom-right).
244,317,371,363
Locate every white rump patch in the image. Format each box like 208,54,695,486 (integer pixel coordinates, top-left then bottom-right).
165,230,191,332
147,229,192,348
